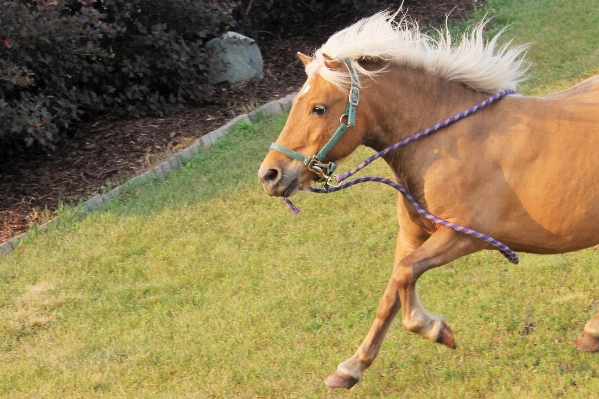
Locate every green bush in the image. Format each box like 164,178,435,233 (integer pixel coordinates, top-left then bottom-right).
0,0,234,149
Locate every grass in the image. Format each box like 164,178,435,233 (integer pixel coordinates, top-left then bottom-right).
458,0,599,95
1,0,599,397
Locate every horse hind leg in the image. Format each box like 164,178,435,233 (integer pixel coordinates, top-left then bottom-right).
575,311,599,352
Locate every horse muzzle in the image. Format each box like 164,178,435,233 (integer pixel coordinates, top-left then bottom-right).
258,164,307,197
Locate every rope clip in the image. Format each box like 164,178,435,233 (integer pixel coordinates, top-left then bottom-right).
307,157,340,192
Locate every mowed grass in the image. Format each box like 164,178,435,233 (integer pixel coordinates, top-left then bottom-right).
2,1,599,397
464,0,599,94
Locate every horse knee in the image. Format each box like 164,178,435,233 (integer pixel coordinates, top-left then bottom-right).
392,263,413,289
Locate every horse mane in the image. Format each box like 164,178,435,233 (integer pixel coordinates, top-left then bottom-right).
305,11,530,93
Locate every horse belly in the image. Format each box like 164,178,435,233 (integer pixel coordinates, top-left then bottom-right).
498,103,599,253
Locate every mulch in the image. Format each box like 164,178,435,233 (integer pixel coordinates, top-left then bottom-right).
0,1,476,243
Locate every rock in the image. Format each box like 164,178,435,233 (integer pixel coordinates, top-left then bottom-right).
206,32,263,84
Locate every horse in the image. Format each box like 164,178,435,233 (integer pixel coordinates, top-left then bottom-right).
258,11,599,389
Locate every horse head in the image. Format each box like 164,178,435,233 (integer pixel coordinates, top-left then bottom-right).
258,53,366,197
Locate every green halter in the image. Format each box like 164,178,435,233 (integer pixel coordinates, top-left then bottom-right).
269,58,360,188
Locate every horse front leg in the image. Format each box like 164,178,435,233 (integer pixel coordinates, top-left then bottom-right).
325,227,484,389
323,273,401,389
324,229,426,389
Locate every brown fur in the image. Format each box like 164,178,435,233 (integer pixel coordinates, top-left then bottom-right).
258,58,599,388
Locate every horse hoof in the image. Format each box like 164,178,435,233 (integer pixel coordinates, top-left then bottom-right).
575,331,599,352
324,371,359,389
436,324,457,349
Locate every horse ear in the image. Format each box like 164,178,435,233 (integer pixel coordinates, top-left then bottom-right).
321,53,344,70
297,52,312,66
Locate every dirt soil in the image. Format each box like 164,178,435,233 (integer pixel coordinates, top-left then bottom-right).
0,1,477,243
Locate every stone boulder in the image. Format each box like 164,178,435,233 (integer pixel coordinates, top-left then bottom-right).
206,32,263,84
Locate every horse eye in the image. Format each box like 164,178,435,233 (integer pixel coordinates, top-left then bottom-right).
312,105,328,116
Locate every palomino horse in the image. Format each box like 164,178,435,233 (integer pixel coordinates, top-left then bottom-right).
258,12,599,389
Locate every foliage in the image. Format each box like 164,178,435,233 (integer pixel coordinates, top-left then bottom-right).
2,0,599,396
233,0,388,38
0,0,235,149
0,0,391,150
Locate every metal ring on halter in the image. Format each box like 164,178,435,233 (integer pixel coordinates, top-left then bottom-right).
323,174,341,189
339,113,348,124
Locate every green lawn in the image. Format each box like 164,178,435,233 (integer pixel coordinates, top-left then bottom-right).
465,0,599,94
2,0,599,397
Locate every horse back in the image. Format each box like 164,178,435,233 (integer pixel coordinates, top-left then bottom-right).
537,74,599,102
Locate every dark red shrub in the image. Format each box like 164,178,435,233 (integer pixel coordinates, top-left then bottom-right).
1,0,389,151
0,0,235,149
234,0,389,38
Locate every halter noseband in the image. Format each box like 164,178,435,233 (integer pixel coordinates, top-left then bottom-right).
269,58,359,189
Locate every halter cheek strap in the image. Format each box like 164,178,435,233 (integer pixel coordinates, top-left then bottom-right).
268,59,359,187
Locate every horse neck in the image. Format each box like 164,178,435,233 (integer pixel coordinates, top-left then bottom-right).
361,64,490,153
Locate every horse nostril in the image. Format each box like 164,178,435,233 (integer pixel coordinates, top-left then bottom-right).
263,168,280,183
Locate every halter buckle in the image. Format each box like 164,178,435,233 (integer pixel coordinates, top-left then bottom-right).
349,86,360,106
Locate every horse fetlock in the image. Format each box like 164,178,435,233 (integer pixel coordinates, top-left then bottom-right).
575,319,599,352
575,331,599,352
402,316,456,347
402,312,443,338
583,318,599,335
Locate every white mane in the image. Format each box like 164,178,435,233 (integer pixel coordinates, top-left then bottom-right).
305,11,529,93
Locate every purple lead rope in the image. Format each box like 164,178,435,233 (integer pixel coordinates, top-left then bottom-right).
308,176,519,264
283,90,519,264
335,90,515,182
